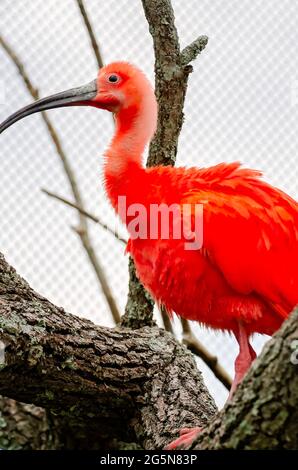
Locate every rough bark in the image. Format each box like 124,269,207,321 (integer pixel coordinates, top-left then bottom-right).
192,308,298,450
142,0,208,167
121,257,155,328
0,253,216,449
0,397,59,450
0,396,143,450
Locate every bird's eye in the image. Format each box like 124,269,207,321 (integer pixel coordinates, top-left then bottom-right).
108,74,119,83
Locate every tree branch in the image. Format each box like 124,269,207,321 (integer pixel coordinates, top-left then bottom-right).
180,35,208,66
142,0,208,167
0,397,59,450
42,188,127,245
160,305,174,334
0,34,120,325
121,257,155,329
75,0,104,69
0,252,216,449
181,319,232,391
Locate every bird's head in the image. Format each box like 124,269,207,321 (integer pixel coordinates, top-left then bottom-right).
95,62,156,113
0,62,158,138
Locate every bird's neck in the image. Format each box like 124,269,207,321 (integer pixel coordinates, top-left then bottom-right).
104,97,157,213
105,106,148,172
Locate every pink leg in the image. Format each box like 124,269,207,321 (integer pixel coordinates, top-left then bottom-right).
228,323,256,400
165,427,202,450
165,323,256,449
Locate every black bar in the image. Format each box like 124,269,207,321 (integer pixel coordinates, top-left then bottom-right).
0,450,296,468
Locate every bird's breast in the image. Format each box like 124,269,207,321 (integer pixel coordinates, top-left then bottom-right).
128,237,227,325
127,237,282,335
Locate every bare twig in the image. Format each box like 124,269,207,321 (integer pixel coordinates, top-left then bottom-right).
0,36,39,100
181,319,232,390
180,35,209,66
72,225,120,323
75,0,104,69
42,188,127,245
0,34,121,324
159,305,174,334
76,0,115,128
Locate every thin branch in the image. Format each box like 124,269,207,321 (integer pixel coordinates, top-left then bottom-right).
72,225,121,324
0,34,121,324
0,36,39,100
76,0,115,126
122,0,187,327
123,0,203,328
75,0,104,69
181,319,232,390
42,188,127,245
180,35,209,66
142,0,183,167
159,305,174,334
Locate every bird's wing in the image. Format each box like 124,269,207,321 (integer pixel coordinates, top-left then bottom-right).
181,166,298,315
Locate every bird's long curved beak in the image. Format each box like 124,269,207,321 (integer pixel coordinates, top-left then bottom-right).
0,79,98,134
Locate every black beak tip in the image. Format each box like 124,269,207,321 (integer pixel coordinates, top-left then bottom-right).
0,78,97,135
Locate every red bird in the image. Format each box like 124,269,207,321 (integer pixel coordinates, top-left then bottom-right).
1,62,297,448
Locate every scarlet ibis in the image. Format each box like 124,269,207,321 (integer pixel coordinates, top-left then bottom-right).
1,62,297,448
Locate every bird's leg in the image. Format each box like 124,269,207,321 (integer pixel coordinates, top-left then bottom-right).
228,323,256,400
165,324,256,450
164,427,202,450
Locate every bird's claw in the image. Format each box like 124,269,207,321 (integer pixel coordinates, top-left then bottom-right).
165,427,202,450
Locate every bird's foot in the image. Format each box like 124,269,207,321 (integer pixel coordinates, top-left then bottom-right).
165,427,202,450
